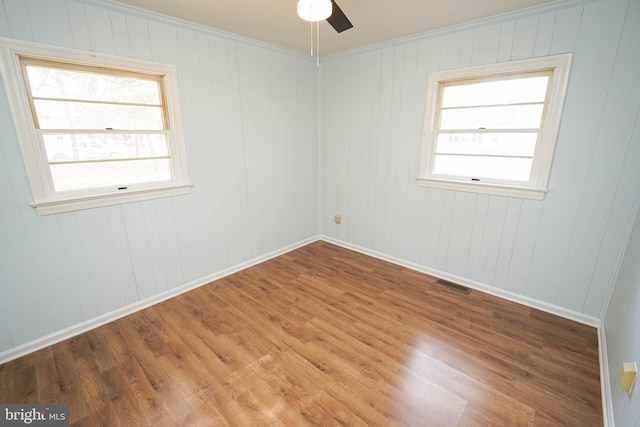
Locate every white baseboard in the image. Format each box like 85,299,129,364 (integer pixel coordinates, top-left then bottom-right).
0,235,321,365
598,326,615,427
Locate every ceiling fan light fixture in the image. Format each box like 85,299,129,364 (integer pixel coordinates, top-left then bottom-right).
297,0,332,22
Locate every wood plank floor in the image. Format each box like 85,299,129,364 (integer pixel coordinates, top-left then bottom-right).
0,241,603,426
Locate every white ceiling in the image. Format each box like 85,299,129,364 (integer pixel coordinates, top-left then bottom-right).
111,0,560,55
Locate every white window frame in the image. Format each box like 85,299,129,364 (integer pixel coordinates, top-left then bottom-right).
417,54,572,200
0,38,192,215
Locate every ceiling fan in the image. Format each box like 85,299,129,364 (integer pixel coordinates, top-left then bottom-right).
297,0,353,32
326,1,354,33
297,0,353,64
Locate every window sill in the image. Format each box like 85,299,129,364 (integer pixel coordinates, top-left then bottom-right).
31,183,193,215
416,177,547,200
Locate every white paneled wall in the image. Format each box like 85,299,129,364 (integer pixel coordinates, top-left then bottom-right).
604,200,640,427
0,0,319,355
320,0,640,318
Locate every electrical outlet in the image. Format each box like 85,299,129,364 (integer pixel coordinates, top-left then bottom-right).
334,214,342,224
620,361,637,394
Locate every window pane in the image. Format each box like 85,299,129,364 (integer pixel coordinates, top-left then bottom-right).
50,159,172,191
433,155,532,181
439,104,544,130
25,65,161,104
44,133,169,163
34,100,164,130
442,76,549,108
436,133,537,156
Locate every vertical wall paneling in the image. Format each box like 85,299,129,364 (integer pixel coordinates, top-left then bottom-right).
584,0,640,315
549,6,583,55
445,192,477,274
334,58,353,244
394,44,421,261
119,202,154,301
0,157,54,347
84,3,115,54
420,188,444,267
237,44,269,258
73,209,127,315
0,2,11,38
200,35,229,271
66,1,91,51
604,188,640,426
369,48,394,252
505,200,544,295
125,15,152,61
510,15,538,60
476,196,508,285
556,0,640,313
496,20,516,62
110,10,132,57
2,0,33,41
151,198,184,290
493,198,523,289
171,27,207,282
465,195,490,279
207,38,248,266
532,12,555,57
471,24,500,66
384,46,407,256
439,32,462,70
22,213,84,331
24,0,73,47
105,206,138,306
587,111,640,316
458,30,474,68
435,191,455,269
401,38,440,264
0,310,12,353
56,213,98,321
524,0,628,306
346,53,366,247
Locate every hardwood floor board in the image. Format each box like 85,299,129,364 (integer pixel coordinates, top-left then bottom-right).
219,280,317,347
179,403,231,427
373,367,467,427
84,325,129,373
73,357,111,413
310,390,376,427
128,312,174,358
50,344,90,424
458,397,536,427
90,365,151,427
162,335,256,426
0,241,602,426
514,377,600,427
11,355,36,403
33,347,58,402
277,350,401,426
113,357,174,425
304,317,393,384
378,288,536,365
229,353,320,426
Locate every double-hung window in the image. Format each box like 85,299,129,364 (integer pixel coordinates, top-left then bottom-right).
0,38,191,214
417,54,572,199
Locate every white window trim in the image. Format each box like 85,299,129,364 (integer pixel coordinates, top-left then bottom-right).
0,37,192,215
417,54,572,200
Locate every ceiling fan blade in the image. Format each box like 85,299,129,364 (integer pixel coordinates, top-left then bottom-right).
326,0,353,33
